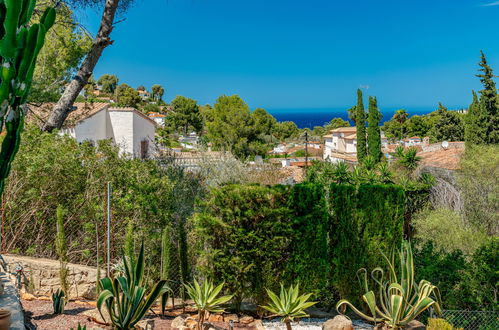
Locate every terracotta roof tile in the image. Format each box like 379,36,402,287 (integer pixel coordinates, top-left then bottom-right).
418,148,464,170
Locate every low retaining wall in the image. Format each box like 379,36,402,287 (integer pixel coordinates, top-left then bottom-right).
3,254,101,300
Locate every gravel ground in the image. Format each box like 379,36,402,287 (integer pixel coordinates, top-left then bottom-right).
22,300,96,329
21,299,256,330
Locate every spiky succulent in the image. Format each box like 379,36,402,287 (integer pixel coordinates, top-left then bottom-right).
336,241,442,329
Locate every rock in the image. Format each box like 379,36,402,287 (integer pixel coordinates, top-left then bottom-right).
404,320,426,330
82,308,111,325
223,314,239,323
37,295,51,301
20,292,36,301
208,314,224,322
185,317,198,329
322,315,354,330
249,320,265,330
137,319,155,330
240,316,254,324
171,316,186,329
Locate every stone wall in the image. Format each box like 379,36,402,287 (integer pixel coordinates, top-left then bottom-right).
2,254,102,300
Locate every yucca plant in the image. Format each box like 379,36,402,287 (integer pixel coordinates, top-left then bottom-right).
261,283,317,330
336,241,442,329
97,243,168,330
184,279,233,330
52,288,65,314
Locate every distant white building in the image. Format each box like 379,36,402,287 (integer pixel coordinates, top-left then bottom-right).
30,103,157,159
323,127,388,164
147,112,167,126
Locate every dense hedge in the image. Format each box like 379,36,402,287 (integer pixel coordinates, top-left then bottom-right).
193,182,405,306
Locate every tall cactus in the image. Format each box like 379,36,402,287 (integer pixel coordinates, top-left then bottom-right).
0,0,54,194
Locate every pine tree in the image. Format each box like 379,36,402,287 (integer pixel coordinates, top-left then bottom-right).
367,96,383,163
476,51,499,144
465,91,488,145
355,89,367,163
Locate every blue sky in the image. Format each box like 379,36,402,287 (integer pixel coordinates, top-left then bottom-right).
78,0,499,110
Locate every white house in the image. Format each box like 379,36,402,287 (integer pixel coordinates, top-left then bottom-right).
147,112,166,126
323,127,358,163
29,103,157,158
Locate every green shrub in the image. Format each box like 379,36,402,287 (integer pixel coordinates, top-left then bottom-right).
193,184,293,308
194,183,405,307
427,318,462,330
413,208,488,255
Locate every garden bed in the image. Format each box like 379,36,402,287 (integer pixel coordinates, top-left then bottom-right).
21,298,259,329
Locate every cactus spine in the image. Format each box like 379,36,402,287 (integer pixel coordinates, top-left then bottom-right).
0,0,54,195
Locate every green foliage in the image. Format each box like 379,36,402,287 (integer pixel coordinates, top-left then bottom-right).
458,144,499,236
97,74,119,94
0,0,55,197
30,3,92,102
431,109,464,142
274,121,300,141
355,89,367,163
124,219,134,261
367,96,382,163
52,288,66,314
427,318,463,330
413,208,488,255
415,239,498,310
151,84,164,102
395,147,421,171
261,283,317,328
97,243,169,330
116,83,141,108
204,95,278,158
284,184,329,301
167,95,203,134
465,91,488,146
193,184,293,307
4,127,202,276
475,51,499,144
194,183,405,307
336,241,442,328
70,323,87,330
184,279,233,330
253,108,277,136
55,204,69,294
329,184,405,301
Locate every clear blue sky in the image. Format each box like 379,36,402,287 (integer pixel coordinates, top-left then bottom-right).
78,0,499,110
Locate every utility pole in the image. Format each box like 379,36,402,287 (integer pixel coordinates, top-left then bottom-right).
305,130,309,172
106,182,111,277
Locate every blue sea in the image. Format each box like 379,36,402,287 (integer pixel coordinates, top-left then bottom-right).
267,107,439,129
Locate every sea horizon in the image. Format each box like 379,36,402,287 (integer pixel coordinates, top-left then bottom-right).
266,106,467,129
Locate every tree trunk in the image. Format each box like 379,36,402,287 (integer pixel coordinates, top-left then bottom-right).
42,0,121,132
285,320,292,330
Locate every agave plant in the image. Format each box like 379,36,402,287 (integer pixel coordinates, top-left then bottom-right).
261,283,317,330
52,288,65,314
97,243,168,330
336,241,442,329
184,279,233,330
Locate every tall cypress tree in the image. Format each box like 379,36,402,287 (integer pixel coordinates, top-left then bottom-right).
367,96,383,163
465,91,488,145
475,51,499,144
356,89,367,163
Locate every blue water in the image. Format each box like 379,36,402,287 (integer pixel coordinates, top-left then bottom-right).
267,107,437,129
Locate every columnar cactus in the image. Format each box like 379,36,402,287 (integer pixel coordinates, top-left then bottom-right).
0,0,54,194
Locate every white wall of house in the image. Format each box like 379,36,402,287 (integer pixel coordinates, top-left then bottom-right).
71,110,108,143
109,110,135,156
345,140,357,153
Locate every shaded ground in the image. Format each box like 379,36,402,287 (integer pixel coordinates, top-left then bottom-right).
22,299,256,329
